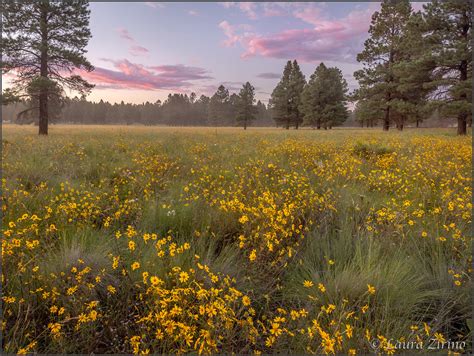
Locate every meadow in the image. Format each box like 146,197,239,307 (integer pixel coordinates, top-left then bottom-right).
2,125,472,355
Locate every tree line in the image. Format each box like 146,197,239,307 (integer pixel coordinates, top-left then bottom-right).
2,83,273,127
1,0,472,134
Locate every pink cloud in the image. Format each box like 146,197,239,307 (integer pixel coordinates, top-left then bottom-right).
220,4,379,63
218,21,253,47
76,59,212,91
116,28,150,57
130,45,149,56
219,2,257,20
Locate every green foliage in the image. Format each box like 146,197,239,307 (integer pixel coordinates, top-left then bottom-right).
300,63,349,129
354,0,413,131
208,85,231,126
422,0,472,134
236,82,257,130
270,60,306,129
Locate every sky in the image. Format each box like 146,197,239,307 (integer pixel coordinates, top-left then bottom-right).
9,1,426,105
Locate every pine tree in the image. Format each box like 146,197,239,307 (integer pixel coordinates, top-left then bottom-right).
208,85,230,126
300,63,349,129
354,0,413,131
236,82,257,130
422,0,472,135
289,60,306,129
270,61,293,129
2,0,94,135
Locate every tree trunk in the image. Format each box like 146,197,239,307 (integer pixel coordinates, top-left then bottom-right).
383,107,390,131
244,120,247,130
457,59,468,135
285,119,290,130
397,123,403,131
416,120,420,128
317,119,321,130
366,121,369,128
383,50,393,132
295,120,299,130
457,115,467,135
38,2,49,135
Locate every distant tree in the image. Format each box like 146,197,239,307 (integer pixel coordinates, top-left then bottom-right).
422,0,472,135
236,82,257,130
17,78,65,125
255,100,270,125
195,95,210,126
270,60,306,129
1,89,20,106
300,63,349,129
2,0,94,135
270,61,293,129
289,60,306,129
208,85,230,126
354,0,413,131
354,98,382,128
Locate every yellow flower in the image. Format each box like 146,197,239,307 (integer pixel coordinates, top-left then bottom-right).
179,271,189,283
318,283,326,293
107,285,116,294
128,240,136,251
131,261,140,271
421,231,428,238
367,284,376,295
239,215,249,224
303,280,314,288
242,295,251,306
150,276,162,286
249,249,257,262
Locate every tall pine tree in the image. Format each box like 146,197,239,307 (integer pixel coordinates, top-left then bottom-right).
2,0,94,135
300,63,349,129
236,82,257,130
423,0,472,135
208,85,230,126
270,61,293,129
288,60,306,129
354,0,412,131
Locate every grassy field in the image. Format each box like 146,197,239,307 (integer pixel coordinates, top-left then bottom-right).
2,124,472,354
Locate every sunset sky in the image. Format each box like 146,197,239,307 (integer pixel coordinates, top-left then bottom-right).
15,2,426,105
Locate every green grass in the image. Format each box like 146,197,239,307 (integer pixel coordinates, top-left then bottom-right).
2,124,472,354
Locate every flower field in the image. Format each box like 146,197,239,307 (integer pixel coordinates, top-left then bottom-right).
2,125,472,354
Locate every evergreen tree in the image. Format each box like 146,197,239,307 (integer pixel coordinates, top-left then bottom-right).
300,63,349,129
236,82,257,130
2,0,94,135
289,60,306,129
208,85,230,126
270,61,293,129
422,0,472,135
354,0,413,131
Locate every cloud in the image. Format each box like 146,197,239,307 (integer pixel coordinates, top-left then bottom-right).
188,10,199,16
219,2,257,20
116,28,150,57
219,4,378,63
218,21,253,47
256,72,281,79
130,45,149,56
76,59,212,91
